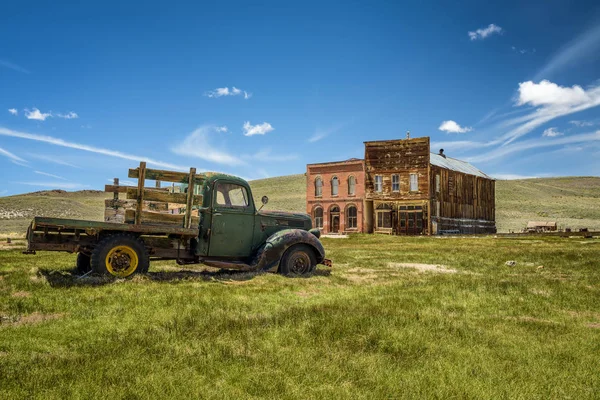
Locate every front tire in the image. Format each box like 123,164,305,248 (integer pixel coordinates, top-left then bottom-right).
90,234,149,277
279,245,316,276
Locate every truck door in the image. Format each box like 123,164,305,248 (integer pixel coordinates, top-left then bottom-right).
208,180,255,258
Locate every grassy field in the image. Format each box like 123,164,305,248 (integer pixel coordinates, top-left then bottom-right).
1,235,599,398
1,175,599,235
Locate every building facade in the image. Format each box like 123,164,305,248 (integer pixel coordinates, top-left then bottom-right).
306,159,365,234
306,136,496,235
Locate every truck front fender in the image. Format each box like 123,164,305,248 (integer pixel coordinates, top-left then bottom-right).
252,229,325,272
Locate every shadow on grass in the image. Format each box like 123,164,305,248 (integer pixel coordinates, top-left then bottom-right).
38,267,331,288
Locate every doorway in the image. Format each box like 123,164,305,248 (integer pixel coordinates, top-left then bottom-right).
329,205,340,233
397,206,424,235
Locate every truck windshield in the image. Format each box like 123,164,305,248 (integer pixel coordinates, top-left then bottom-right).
215,182,249,208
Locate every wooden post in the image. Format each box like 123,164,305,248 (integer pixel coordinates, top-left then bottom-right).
156,180,161,188
184,167,196,228
135,162,146,225
113,178,119,200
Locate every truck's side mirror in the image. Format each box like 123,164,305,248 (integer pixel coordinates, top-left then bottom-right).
258,196,269,212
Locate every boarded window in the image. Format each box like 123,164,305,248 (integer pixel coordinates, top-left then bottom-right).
374,175,383,192
348,176,356,195
314,207,323,228
315,177,322,197
392,174,400,192
435,174,440,193
410,173,418,192
347,206,357,229
331,176,339,196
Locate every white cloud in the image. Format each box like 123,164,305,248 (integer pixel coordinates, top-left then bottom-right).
56,112,78,119
25,108,52,121
570,120,594,127
243,148,298,162
172,125,245,166
34,170,67,180
438,120,473,134
308,123,347,143
500,80,600,144
0,59,30,74
468,24,503,41
0,127,188,170
535,24,600,80
243,121,274,136
205,86,252,99
215,126,228,133
542,127,563,137
26,153,81,169
8,108,17,116
12,181,88,190
0,147,27,163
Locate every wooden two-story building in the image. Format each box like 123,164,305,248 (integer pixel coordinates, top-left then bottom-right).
306,136,496,235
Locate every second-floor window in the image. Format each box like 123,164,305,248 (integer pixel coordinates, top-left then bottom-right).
348,176,356,195
331,176,339,196
374,175,383,192
435,174,440,193
410,173,418,192
315,177,322,197
392,174,400,192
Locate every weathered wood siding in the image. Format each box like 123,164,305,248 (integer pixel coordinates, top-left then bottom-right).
430,164,496,233
364,137,430,201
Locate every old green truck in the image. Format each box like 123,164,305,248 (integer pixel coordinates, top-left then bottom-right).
24,162,331,277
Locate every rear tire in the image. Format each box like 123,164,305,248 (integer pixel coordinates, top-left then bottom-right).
279,245,316,276
90,234,149,278
76,252,91,274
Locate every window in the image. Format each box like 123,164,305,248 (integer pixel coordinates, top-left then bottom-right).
348,176,356,195
331,176,339,196
376,203,392,228
346,206,357,229
315,177,323,197
392,174,400,192
215,182,249,207
314,207,323,228
374,175,383,192
410,173,418,192
435,174,440,193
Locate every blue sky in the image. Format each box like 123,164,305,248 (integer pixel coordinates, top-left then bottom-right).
1,0,600,195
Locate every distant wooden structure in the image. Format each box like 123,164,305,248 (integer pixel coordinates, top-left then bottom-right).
525,221,557,233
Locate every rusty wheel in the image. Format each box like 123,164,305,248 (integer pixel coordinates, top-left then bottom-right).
90,234,149,277
279,245,316,276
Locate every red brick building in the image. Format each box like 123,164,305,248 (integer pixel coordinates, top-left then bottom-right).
306,158,365,234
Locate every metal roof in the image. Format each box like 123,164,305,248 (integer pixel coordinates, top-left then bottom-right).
430,153,493,180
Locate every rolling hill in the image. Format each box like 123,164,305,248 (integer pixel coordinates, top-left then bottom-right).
1,175,599,235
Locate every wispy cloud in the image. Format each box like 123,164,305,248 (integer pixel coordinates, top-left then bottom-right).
466,131,600,163
26,153,81,169
439,120,472,133
308,123,348,143
12,181,88,190
8,108,18,116
34,170,67,180
468,24,503,41
511,46,536,55
0,146,27,163
0,127,187,170
542,127,563,137
243,121,274,136
535,23,600,80
492,173,539,180
242,148,298,162
56,112,78,119
205,86,252,99
0,59,30,74
500,80,600,144
570,120,594,127
172,125,244,166
25,108,52,121
106,178,136,186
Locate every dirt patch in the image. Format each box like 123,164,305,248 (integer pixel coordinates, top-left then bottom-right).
296,289,321,298
11,291,31,298
587,323,600,329
388,262,458,274
0,312,64,328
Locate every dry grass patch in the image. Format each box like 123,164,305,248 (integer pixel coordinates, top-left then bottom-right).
388,262,458,274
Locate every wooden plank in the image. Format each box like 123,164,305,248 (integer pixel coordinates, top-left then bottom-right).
125,209,199,226
105,185,169,193
113,178,119,200
129,167,204,184
135,162,146,225
125,188,202,206
185,168,196,228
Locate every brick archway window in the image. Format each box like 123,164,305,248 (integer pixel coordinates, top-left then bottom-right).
331,176,339,196
314,207,323,228
348,176,356,195
346,205,357,229
315,177,323,197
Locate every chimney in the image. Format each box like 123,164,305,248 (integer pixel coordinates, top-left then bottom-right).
406,130,410,139
439,148,446,158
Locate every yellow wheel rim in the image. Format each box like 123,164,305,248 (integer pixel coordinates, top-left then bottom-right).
105,245,139,277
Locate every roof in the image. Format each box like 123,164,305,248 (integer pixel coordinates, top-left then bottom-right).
430,153,493,180
307,158,364,167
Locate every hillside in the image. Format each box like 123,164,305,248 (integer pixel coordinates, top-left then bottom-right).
1,175,599,234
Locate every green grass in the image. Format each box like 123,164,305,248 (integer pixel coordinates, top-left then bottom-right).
1,235,599,399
